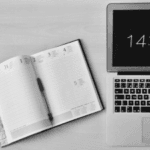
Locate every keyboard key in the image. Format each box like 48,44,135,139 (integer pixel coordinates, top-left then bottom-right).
135,101,140,105
124,89,129,94
129,101,133,105
133,83,138,88
142,89,147,94
127,79,132,82
121,107,126,112
145,83,150,88
115,101,121,105
147,101,150,105
132,95,137,99
115,83,120,88
141,101,146,105
144,95,149,100
121,79,126,82
133,79,139,82
146,79,150,82
136,89,141,94
139,83,144,88
126,95,130,99
115,79,120,82
127,106,132,112
115,95,124,99
148,89,150,94
138,95,143,100
133,107,140,112
121,83,126,88
127,83,132,88
130,89,135,94
140,79,145,82
115,107,120,112
115,89,123,94
123,101,127,105
141,107,150,112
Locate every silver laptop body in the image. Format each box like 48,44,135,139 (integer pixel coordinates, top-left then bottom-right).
106,3,150,146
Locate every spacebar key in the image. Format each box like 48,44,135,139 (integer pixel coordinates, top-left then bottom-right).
141,107,150,112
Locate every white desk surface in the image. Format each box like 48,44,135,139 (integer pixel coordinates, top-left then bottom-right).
0,0,148,150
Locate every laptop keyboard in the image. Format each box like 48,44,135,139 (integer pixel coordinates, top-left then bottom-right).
114,78,150,113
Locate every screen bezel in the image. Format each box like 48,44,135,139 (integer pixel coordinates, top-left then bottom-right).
107,3,150,72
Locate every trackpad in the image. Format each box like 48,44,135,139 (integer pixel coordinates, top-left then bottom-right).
142,117,150,144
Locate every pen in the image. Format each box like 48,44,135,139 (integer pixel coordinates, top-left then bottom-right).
37,78,53,122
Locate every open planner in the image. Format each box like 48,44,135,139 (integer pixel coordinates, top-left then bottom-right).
0,40,103,147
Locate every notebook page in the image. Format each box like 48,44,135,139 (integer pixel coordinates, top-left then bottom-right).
32,41,102,125
0,56,51,141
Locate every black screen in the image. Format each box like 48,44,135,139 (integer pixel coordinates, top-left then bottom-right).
113,10,150,66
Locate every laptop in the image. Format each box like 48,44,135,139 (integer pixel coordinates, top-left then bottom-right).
106,3,150,146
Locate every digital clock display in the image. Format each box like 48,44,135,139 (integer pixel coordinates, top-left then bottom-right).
113,10,150,66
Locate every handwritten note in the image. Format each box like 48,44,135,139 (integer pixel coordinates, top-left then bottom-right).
4,61,13,70
20,57,31,64
24,58,30,64
74,78,85,87
33,44,74,64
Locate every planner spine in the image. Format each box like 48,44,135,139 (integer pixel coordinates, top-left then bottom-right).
0,117,8,147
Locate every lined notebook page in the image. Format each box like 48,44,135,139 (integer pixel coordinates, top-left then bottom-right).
32,41,102,120
0,56,49,134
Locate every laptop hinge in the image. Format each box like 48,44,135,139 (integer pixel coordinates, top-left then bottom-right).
118,72,150,75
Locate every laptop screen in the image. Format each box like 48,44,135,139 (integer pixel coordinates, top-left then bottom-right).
113,10,150,67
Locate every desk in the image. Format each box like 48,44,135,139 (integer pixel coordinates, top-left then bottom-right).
0,0,147,150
